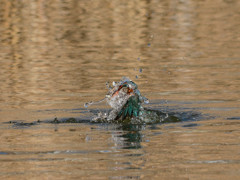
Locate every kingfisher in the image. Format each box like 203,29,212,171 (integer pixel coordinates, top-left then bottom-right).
90,77,180,124
102,77,148,121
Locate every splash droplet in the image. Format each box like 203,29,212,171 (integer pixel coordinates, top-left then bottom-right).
84,101,93,108
139,68,142,73
84,98,106,108
84,102,89,108
105,81,112,90
144,99,149,104
136,75,139,79
147,43,151,47
137,57,140,61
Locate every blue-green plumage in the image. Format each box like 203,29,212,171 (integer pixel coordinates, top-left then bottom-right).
117,95,141,120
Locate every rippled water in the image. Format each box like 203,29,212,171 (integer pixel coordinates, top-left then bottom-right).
0,0,240,179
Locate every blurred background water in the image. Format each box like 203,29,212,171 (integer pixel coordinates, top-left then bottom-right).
0,0,240,179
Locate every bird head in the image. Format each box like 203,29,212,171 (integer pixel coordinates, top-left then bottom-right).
106,77,148,120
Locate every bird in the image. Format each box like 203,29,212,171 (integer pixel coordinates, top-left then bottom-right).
90,77,180,124
105,77,147,121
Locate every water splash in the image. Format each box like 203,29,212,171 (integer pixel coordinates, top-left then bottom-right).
84,101,92,108
83,77,180,124
83,77,183,124
84,98,106,108
105,81,112,90
143,97,149,104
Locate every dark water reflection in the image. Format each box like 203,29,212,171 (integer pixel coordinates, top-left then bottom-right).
0,0,240,179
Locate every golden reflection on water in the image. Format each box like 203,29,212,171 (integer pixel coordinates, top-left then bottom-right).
0,120,240,179
0,0,240,179
0,0,239,111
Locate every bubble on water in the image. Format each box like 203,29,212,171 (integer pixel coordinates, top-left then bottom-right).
147,43,151,47
139,68,142,73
